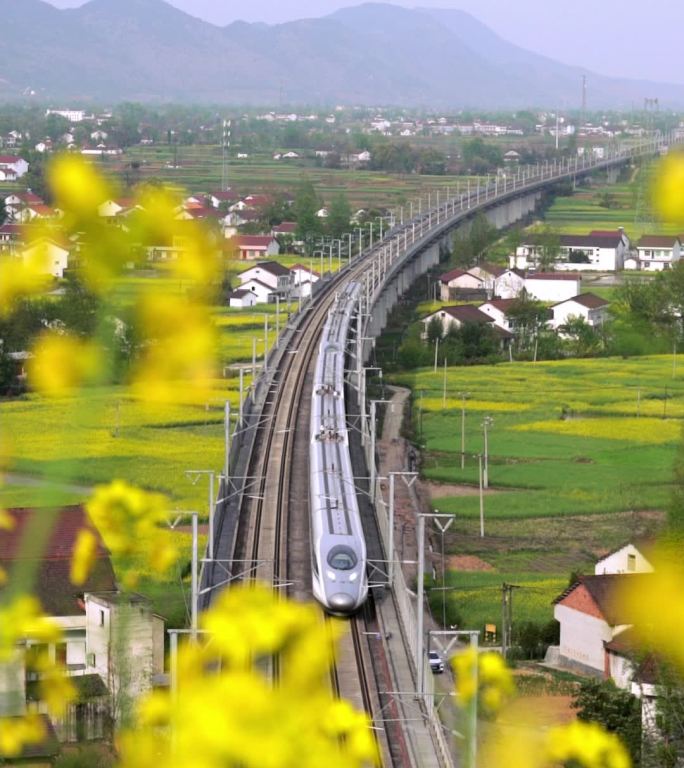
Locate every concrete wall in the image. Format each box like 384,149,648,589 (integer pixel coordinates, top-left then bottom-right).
594,544,653,575
554,603,613,674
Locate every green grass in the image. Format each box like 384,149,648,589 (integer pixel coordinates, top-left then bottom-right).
394,354,679,629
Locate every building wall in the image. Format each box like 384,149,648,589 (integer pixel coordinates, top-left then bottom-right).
594,544,653,575
555,603,613,673
0,653,27,716
525,279,580,303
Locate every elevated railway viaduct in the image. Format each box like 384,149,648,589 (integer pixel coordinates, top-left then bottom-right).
201,133,674,767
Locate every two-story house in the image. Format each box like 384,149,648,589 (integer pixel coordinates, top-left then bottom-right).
635,235,682,271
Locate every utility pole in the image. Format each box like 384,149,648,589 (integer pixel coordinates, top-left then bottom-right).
224,402,231,483
482,416,493,489
501,583,518,660
459,392,468,470
479,454,485,538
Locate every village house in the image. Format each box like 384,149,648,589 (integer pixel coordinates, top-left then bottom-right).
237,261,293,302
438,268,486,302
290,264,320,299
635,235,682,271
0,506,165,743
235,235,280,261
0,155,29,179
552,573,650,678
524,272,582,303
420,305,513,348
209,189,238,209
477,298,520,332
0,223,23,253
4,192,45,223
227,288,259,309
21,237,71,279
549,293,610,330
513,229,629,272
594,542,654,576
469,263,525,299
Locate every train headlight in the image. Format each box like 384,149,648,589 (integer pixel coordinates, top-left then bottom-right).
326,570,337,581
349,572,358,582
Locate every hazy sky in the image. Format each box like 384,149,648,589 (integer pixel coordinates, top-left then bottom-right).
45,0,684,84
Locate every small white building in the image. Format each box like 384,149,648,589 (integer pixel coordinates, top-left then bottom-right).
635,235,682,271
290,263,320,298
236,235,280,261
237,261,293,295
477,298,519,332
227,288,258,308
549,293,610,329
22,238,71,278
553,574,650,677
438,268,485,301
594,543,654,575
469,264,525,299
0,155,29,179
524,272,581,303
238,278,275,304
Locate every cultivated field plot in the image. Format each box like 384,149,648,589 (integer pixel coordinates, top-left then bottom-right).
394,355,679,627
120,144,476,209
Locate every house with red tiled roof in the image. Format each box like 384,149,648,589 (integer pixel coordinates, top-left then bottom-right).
438,268,485,301
553,573,652,678
0,223,23,252
271,221,297,237
477,298,520,332
549,292,610,329
420,304,513,347
290,263,320,299
470,263,525,299
4,191,45,222
235,235,280,261
514,229,629,272
635,235,682,271
0,506,165,735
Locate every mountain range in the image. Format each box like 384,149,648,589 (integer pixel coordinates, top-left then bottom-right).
2,0,683,108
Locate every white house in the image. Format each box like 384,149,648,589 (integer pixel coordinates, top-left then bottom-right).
635,235,682,271
238,261,293,298
524,272,582,303
238,278,275,304
290,263,320,298
438,268,485,301
594,543,654,575
235,235,280,261
22,238,71,278
469,264,525,299
549,293,610,330
227,288,258,308
477,298,519,332
0,155,29,179
553,574,650,677
4,192,45,222
514,230,629,272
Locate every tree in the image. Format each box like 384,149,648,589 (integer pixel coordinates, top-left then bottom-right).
468,212,496,262
572,679,642,764
505,293,547,354
293,178,322,241
538,226,561,270
326,191,351,239
426,315,443,346
559,316,603,357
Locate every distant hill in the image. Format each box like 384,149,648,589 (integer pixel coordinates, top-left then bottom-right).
1,0,683,107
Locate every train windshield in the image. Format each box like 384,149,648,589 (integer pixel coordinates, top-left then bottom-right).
327,546,357,571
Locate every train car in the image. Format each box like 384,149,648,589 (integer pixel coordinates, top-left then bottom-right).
309,284,368,615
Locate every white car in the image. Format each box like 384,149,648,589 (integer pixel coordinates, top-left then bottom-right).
428,650,444,674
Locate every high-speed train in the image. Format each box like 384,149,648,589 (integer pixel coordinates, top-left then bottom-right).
309,282,369,615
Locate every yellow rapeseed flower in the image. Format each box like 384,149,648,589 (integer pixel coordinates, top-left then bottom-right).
86,480,178,585
0,257,49,315
70,527,98,585
0,509,15,530
48,154,111,220
546,720,631,768
28,332,102,397
0,714,46,758
0,596,62,662
652,152,684,223
451,648,515,714
132,294,216,404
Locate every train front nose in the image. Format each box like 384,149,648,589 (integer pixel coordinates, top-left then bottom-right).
328,592,356,614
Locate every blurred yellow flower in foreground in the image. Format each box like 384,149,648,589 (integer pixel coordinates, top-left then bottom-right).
118,584,378,768
0,714,46,758
0,596,62,660
132,294,216,403
546,720,631,768
451,647,515,714
653,152,684,223
616,551,684,671
0,257,49,315
48,154,111,220
26,649,76,719
69,527,98,586
28,332,102,397
86,480,178,587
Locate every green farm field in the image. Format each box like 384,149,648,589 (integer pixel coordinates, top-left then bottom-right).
393,355,679,629
118,144,476,209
